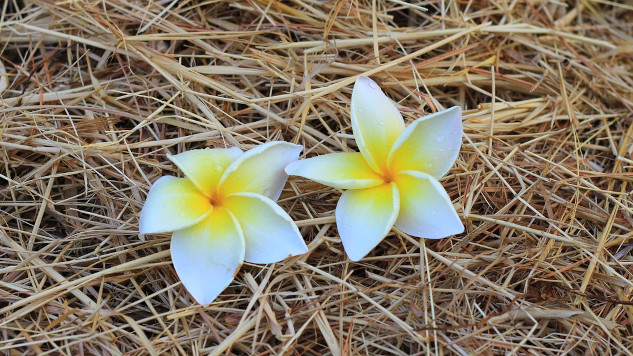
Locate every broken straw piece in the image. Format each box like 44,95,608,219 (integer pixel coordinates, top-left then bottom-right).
0,60,7,94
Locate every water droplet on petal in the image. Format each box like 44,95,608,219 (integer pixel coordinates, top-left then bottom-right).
368,80,378,89
358,108,363,113
436,135,445,142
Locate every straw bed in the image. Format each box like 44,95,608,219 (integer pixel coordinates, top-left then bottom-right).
1,0,632,354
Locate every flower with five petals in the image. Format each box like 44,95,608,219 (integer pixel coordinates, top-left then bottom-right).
139,142,308,304
286,76,464,261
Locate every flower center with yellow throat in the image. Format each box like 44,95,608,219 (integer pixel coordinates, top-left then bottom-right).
208,192,224,208
379,166,396,184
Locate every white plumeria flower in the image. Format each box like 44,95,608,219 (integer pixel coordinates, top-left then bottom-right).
139,142,308,304
286,76,464,261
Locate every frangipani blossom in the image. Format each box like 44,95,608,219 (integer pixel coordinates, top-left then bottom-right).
139,142,308,304
286,76,464,261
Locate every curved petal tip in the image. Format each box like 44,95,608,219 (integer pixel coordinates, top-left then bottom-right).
285,152,384,190
351,76,404,173
394,170,464,239
219,141,302,201
388,106,463,179
171,208,245,304
224,192,308,264
335,183,400,261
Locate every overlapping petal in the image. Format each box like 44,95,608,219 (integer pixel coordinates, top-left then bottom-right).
335,183,399,261
351,76,405,173
394,170,464,238
168,147,242,197
285,152,384,189
219,141,302,200
388,106,462,178
224,192,308,263
171,207,245,305
139,176,212,234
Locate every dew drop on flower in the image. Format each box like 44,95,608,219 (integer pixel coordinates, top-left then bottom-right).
436,135,445,142
368,80,377,89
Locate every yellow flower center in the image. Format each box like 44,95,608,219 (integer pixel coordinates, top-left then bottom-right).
381,172,394,184
209,192,224,207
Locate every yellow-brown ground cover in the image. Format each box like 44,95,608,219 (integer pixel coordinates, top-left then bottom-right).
1,0,632,354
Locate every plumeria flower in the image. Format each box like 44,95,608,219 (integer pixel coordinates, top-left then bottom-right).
139,142,308,304
286,76,464,261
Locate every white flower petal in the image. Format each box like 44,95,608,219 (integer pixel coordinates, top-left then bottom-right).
285,152,384,189
224,192,308,264
388,106,462,179
168,147,242,197
218,141,302,201
351,76,405,173
171,207,245,305
335,183,399,261
139,176,212,234
394,170,464,239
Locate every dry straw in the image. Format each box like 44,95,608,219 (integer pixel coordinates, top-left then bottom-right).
1,0,632,354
